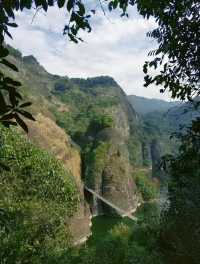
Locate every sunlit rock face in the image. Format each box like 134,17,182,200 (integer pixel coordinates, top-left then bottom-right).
26,114,91,243
100,131,138,215
85,128,138,216
4,46,150,237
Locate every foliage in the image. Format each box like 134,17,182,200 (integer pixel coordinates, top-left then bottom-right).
127,136,143,166
0,12,34,131
72,76,119,89
54,79,72,93
133,170,158,201
160,118,200,264
141,1,200,101
63,203,162,264
128,95,178,116
0,126,78,263
87,114,113,137
85,141,110,186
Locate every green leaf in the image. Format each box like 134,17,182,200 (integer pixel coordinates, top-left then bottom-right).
58,0,66,8
0,91,7,113
0,112,15,121
18,110,36,121
1,120,17,128
4,29,13,39
4,77,21,86
77,1,85,16
15,92,23,100
20,102,32,108
0,59,19,72
0,47,9,58
7,22,18,28
20,0,32,10
14,113,29,133
4,6,15,19
9,87,17,107
48,0,54,6
41,0,48,11
67,0,74,11
35,0,42,7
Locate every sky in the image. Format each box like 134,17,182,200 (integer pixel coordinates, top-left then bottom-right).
7,4,171,100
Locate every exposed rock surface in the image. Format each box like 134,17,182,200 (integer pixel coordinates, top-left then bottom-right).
85,127,138,216
26,114,91,243
4,46,155,238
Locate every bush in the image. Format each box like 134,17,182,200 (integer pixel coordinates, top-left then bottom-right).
0,127,78,263
133,171,158,201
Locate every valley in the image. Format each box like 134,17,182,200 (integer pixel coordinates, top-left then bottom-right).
1,46,199,263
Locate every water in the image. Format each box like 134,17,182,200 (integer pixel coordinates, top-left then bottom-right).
87,215,135,245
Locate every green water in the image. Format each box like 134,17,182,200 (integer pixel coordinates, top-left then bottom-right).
87,215,135,245
87,202,159,246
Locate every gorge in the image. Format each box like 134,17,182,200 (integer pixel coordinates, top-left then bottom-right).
1,46,199,261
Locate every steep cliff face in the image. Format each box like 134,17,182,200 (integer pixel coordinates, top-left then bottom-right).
66,78,141,216
4,46,143,220
128,95,179,174
26,114,91,243
85,128,138,215
27,113,81,183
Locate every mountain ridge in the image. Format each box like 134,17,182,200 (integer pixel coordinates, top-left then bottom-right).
128,94,180,115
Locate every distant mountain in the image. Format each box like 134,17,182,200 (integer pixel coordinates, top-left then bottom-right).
166,99,200,129
127,95,179,115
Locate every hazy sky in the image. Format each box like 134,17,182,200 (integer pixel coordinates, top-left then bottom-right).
7,5,171,100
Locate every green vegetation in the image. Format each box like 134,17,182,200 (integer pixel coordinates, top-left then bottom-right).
160,119,200,263
1,1,200,263
128,95,178,115
0,126,78,263
85,141,110,186
51,80,116,148
133,170,158,201
61,203,162,264
128,137,144,166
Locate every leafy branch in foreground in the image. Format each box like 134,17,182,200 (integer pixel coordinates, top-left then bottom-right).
141,1,200,101
160,118,200,263
0,4,35,132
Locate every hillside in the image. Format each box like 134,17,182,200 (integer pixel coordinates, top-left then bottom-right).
2,46,199,263
3,46,145,220
4,46,195,247
127,95,179,115
166,99,200,130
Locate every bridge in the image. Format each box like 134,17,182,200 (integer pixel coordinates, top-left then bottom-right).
84,186,138,221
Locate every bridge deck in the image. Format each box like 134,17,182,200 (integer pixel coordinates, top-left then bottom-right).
84,186,137,221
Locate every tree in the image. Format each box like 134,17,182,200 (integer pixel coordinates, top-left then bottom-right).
160,119,200,264
141,0,200,101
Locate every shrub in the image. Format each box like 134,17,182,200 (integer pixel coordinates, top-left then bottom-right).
133,171,158,201
0,127,78,263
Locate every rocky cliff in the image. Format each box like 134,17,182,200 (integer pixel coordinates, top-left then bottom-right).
3,46,147,238
26,114,91,244
64,77,141,215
